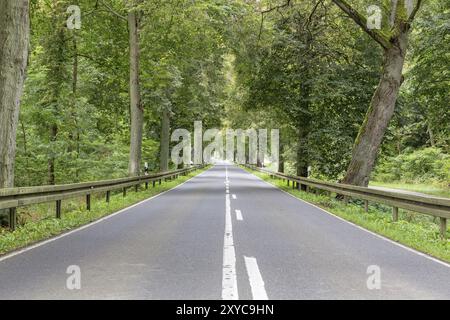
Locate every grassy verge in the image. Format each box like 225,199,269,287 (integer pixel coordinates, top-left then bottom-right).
369,181,450,198
243,167,450,263
0,167,208,256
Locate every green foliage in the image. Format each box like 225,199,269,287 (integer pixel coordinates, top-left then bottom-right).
374,148,450,184
380,0,449,163
16,0,235,185
11,0,450,190
369,181,450,198
230,1,382,178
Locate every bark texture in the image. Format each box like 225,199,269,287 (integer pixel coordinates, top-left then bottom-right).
159,107,170,172
278,142,284,173
0,0,30,188
332,0,421,187
127,9,143,176
342,33,408,187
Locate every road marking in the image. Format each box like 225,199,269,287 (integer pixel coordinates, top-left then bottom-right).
222,193,239,299
235,210,243,221
0,168,212,263
244,167,450,269
225,168,230,194
232,194,237,200
244,256,268,300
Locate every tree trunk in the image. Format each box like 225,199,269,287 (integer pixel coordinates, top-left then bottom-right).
20,119,29,185
48,124,57,185
427,123,435,147
296,32,312,182
159,107,170,172
71,36,80,181
127,9,143,177
342,34,408,187
278,141,284,173
257,158,262,168
296,127,309,178
0,0,29,189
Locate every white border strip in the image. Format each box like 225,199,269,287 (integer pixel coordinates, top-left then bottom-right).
0,168,211,263
242,166,450,269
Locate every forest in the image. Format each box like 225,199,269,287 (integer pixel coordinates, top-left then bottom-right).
1,0,450,300
0,0,448,196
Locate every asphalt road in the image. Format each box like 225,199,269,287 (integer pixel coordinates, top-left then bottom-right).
0,164,449,300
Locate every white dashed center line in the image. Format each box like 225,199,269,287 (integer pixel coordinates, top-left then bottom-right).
244,256,268,300
222,166,238,300
223,165,268,301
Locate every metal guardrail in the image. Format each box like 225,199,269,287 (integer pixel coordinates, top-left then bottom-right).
245,165,450,238
0,165,204,231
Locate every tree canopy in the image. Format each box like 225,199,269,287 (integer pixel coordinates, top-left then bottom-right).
0,0,447,188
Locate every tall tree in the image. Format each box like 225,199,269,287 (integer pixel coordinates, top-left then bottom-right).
0,0,30,188
332,0,423,186
38,1,71,185
159,107,170,172
127,2,143,176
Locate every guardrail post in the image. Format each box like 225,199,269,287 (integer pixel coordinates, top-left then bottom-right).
392,207,399,222
145,182,148,189
364,200,369,212
106,191,110,203
287,180,290,186
123,187,127,197
86,194,91,211
159,179,161,185
439,218,447,239
56,200,62,219
9,208,17,231
135,184,139,192
152,180,156,187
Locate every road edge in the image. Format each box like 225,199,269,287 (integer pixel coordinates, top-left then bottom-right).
0,166,212,263
240,166,450,268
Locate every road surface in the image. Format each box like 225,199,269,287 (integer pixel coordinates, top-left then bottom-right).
0,164,449,299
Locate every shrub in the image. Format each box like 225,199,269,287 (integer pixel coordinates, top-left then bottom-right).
373,147,450,183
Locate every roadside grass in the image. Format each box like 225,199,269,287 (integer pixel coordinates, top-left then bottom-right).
0,167,208,256
369,181,450,198
243,167,450,263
